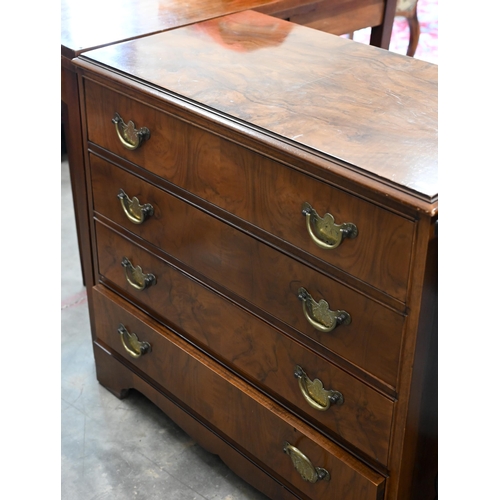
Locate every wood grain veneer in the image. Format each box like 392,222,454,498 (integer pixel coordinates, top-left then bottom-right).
81,10,437,201
93,196,406,390
92,285,387,500
71,9,437,500
93,239,395,464
62,0,400,289
86,82,415,301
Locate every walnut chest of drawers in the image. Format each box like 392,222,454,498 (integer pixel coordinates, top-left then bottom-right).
72,10,437,500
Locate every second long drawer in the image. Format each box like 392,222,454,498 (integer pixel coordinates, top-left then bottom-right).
94,219,394,464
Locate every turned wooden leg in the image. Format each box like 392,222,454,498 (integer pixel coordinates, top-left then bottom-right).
406,7,420,57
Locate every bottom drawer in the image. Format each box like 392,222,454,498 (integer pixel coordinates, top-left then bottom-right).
92,285,385,500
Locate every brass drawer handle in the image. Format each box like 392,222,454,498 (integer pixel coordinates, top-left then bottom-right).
302,202,357,250
117,323,151,359
294,365,344,411
117,189,154,225
283,442,330,483
298,287,351,333
112,112,150,151
121,257,157,290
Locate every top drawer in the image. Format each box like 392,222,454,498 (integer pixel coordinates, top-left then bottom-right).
85,79,415,301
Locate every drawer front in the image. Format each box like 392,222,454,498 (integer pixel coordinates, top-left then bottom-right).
94,221,394,463
91,162,405,388
85,80,414,301
92,284,386,500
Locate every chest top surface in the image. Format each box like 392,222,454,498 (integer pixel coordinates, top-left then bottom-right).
80,10,438,204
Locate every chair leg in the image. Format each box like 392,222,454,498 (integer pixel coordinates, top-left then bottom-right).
406,7,420,57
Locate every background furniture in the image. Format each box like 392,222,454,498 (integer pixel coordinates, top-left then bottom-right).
255,0,398,47
395,0,420,56
347,0,420,56
71,10,437,499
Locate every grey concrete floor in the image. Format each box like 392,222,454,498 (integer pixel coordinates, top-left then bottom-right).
61,155,270,500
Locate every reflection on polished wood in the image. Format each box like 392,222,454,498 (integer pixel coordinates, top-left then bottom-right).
61,0,280,57
62,0,394,57
82,10,437,202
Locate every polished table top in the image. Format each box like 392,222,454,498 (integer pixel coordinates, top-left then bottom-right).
61,0,390,57
80,10,437,204
61,0,286,57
